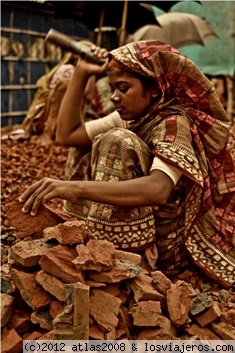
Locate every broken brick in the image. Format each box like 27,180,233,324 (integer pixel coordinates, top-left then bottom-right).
39,244,84,283
10,238,52,267
11,269,53,310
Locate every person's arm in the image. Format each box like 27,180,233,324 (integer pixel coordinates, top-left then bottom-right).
56,48,109,147
18,170,174,216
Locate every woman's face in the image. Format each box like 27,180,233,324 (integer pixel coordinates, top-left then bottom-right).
108,67,157,121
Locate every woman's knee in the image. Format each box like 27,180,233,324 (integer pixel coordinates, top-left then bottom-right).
95,127,147,152
92,128,153,177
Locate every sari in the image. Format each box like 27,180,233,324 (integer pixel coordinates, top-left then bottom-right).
22,52,75,136
22,40,95,138
65,40,235,287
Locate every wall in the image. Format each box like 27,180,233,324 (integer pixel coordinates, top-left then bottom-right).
1,1,89,127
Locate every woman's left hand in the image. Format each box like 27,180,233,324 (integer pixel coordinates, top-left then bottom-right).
18,177,79,216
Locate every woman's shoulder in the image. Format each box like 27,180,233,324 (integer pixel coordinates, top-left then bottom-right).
92,111,126,127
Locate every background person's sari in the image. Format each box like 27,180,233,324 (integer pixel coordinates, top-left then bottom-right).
22,52,75,136
65,41,235,288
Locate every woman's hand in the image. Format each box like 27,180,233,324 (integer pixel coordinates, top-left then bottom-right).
77,45,110,77
18,178,79,216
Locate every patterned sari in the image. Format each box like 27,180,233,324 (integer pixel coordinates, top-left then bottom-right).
65,41,235,288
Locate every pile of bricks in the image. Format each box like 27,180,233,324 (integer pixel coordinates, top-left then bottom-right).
1,201,235,353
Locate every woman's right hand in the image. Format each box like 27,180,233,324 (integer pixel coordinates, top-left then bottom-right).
77,45,110,77
18,177,81,216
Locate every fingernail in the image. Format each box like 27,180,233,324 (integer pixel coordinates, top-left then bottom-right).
22,207,27,213
31,211,36,216
18,197,22,202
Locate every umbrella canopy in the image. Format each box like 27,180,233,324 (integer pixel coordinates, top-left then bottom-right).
140,1,202,17
128,12,217,48
36,1,158,34
32,0,164,46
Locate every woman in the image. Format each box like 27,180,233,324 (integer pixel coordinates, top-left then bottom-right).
19,40,235,288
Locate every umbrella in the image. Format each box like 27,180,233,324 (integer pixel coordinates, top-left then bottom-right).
140,1,202,17
128,12,217,48
35,1,158,34
32,0,162,46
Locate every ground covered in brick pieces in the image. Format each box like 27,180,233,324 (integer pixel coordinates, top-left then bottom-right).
1,125,235,352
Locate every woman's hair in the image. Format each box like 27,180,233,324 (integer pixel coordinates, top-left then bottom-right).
130,70,158,92
127,70,161,100
108,55,159,94
108,65,160,99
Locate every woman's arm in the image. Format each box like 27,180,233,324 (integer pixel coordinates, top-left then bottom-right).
56,48,110,147
19,170,174,216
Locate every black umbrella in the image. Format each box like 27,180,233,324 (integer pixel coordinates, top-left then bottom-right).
33,1,184,46
46,1,158,33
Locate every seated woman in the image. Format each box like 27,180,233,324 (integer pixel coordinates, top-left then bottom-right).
21,42,101,140
19,40,235,288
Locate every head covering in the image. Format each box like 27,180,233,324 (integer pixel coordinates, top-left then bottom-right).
109,40,231,186
109,40,228,120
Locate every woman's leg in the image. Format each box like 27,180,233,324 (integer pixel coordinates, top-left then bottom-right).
86,128,156,250
65,128,156,250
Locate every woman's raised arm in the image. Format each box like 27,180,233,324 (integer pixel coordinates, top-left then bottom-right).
56,47,110,147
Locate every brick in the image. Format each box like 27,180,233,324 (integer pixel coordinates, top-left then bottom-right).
89,325,105,340
166,282,190,326
220,303,235,326
23,331,44,340
190,293,213,316
102,284,121,297
35,270,66,302
5,201,63,239
151,270,172,295
49,300,64,319
89,288,122,333
53,282,90,340
218,289,231,302
185,323,221,340
37,330,55,340
11,269,53,310
1,263,17,294
212,322,235,340
115,249,142,266
127,273,165,302
43,220,89,245
45,204,78,222
87,259,143,283
31,310,53,331
39,244,84,283
8,308,34,333
73,239,116,271
1,293,15,327
1,327,23,353
10,239,52,267
196,301,221,327
130,301,163,326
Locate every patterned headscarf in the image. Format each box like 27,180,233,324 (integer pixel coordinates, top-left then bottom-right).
109,40,232,193
109,41,227,120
